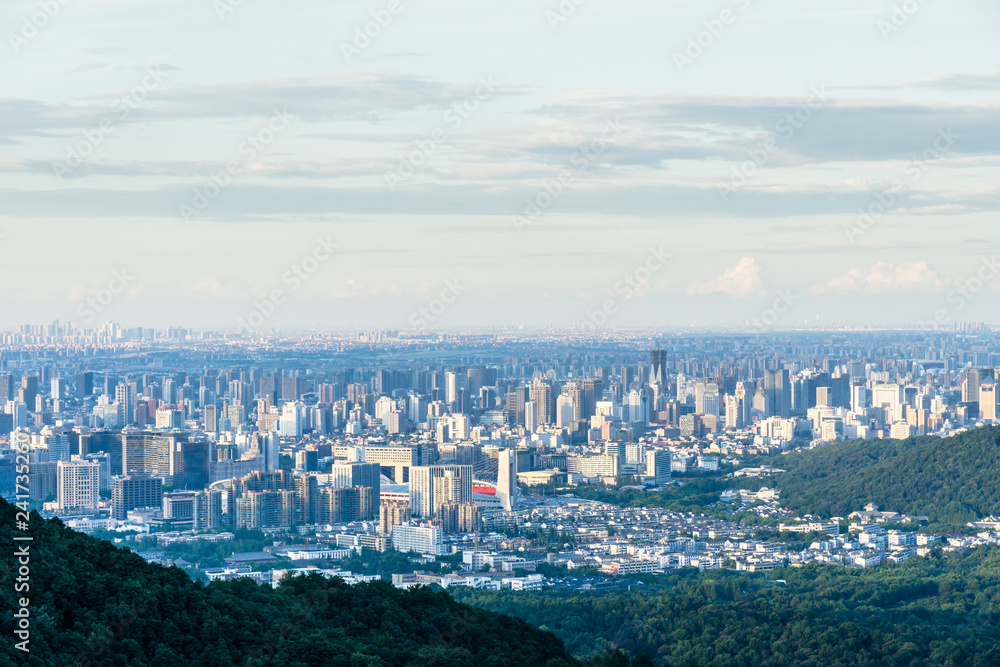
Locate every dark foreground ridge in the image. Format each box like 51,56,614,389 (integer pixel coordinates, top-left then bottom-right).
0,498,574,667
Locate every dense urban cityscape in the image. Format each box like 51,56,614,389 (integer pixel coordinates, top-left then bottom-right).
5,324,1000,597
3,1,998,663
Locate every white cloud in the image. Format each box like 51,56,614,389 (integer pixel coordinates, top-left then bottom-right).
689,257,765,297
811,262,945,294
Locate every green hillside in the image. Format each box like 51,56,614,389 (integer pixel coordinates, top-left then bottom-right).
759,425,1000,524
0,499,574,667
457,547,1000,666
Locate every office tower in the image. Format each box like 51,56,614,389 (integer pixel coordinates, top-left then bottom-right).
408,464,472,517
51,377,64,400
980,385,998,421
628,388,650,425
580,377,602,420
259,375,277,406
530,382,553,424
83,452,112,492
621,365,636,394
872,384,904,421
0,373,13,403
724,394,741,429
644,449,671,484
257,432,280,472
155,408,183,430
734,381,753,425
650,345,668,386
162,378,175,405
445,371,462,409
112,474,164,520
57,457,100,510
562,382,582,420
19,375,38,410
496,449,517,512
764,369,790,418
295,449,319,472
695,381,720,416
280,402,302,438
815,386,833,407
524,401,538,432
281,376,300,401
851,381,868,413
204,404,218,432
968,368,994,416
556,394,576,429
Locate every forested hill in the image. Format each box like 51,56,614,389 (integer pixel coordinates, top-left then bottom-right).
0,499,574,667
761,425,1000,524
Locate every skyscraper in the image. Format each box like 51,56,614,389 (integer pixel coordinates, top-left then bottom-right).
408,464,472,517
650,345,668,386
967,368,994,416
764,369,791,418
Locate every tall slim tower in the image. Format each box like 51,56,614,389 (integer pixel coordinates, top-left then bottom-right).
650,344,668,386
496,449,517,512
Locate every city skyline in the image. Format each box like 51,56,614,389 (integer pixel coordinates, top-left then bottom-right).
1,1,999,330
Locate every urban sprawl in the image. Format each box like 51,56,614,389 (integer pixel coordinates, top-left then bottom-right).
5,322,1000,591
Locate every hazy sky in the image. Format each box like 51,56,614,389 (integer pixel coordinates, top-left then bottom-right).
1,0,998,332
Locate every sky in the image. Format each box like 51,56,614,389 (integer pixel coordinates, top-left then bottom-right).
1,0,998,332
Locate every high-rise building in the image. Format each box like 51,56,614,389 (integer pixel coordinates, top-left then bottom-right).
524,401,538,432
408,464,472,517
203,404,219,432
968,368,994,416
195,489,225,530
115,383,133,425
294,475,319,525
281,376,300,401
850,380,868,413
764,369,790,418
379,499,410,535
644,449,671,484
650,345,668,386
280,402,303,438
330,462,381,509
57,457,100,510
980,384,998,421
19,376,38,411
530,382,553,424
316,486,374,523
0,373,14,403
112,474,163,520
556,394,576,429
